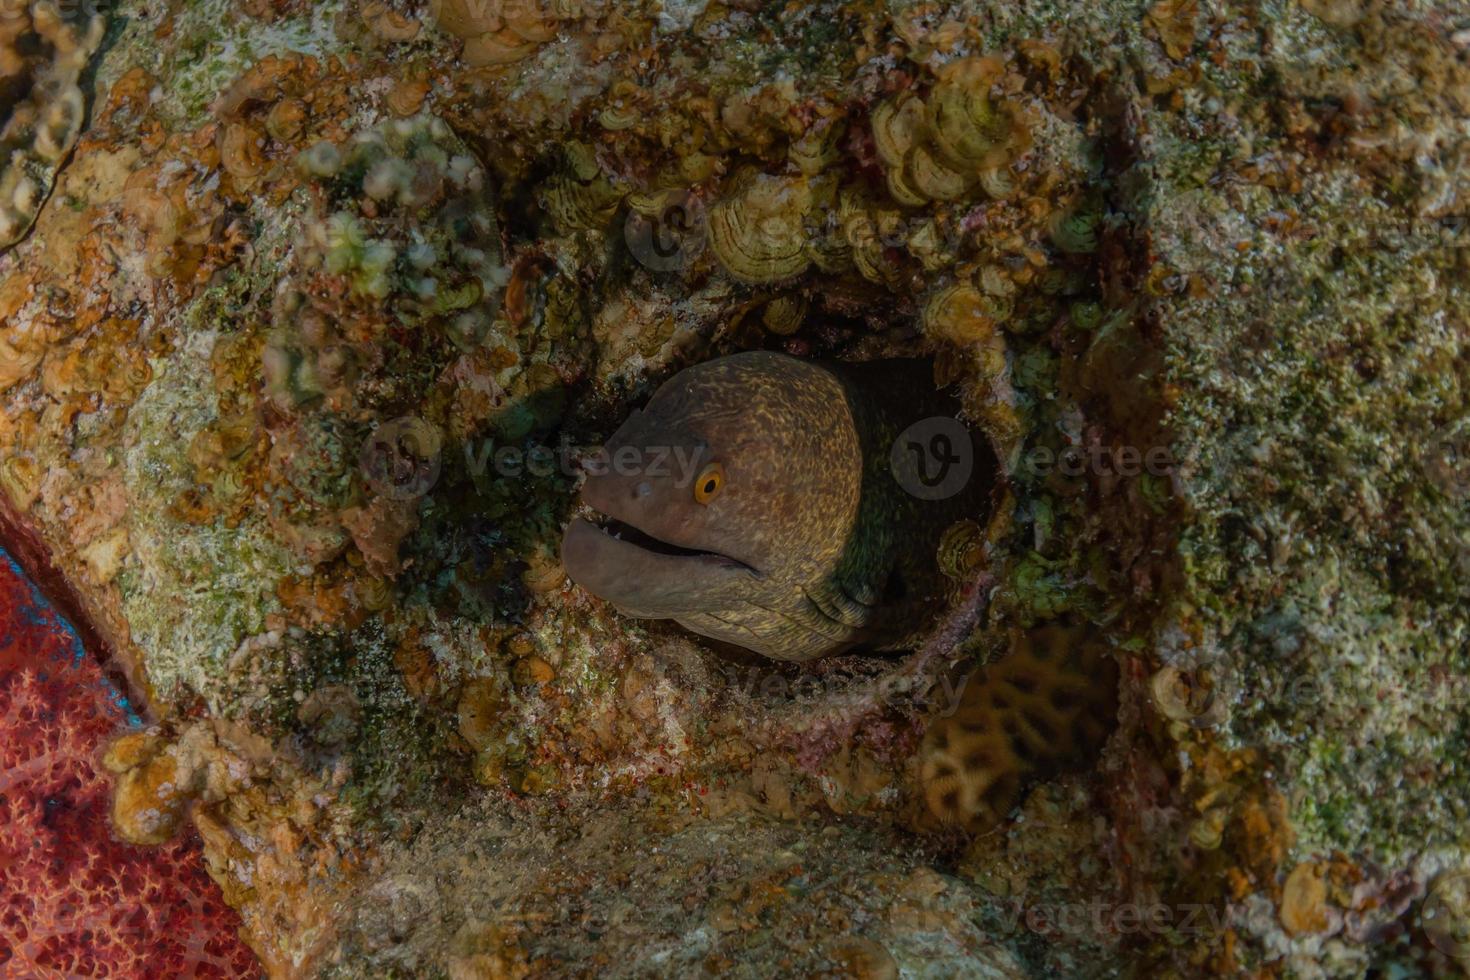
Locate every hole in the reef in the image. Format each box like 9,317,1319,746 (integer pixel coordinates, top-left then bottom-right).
495,158,561,248
0,74,35,126
983,773,1021,809
1022,708,1059,746
557,285,1001,718
718,304,910,361
964,749,995,771
884,569,908,603
1005,671,1040,695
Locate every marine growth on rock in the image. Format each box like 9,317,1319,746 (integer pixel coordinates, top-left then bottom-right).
0,0,105,249
0,0,1466,976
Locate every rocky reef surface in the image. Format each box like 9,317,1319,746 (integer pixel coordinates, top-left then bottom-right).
0,0,1467,975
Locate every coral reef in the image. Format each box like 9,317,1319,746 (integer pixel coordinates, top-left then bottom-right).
920,626,1118,834
330,798,1030,978
872,57,1031,208
0,549,260,977
0,0,106,249
0,0,1465,975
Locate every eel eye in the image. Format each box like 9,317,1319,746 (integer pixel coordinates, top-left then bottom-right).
693,462,725,504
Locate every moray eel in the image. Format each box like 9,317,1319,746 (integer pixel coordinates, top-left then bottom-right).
561,351,994,662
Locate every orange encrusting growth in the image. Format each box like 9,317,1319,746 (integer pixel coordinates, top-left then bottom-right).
921,626,1119,833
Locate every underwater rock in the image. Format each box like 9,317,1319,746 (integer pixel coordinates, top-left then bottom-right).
335,800,1030,978
0,0,1465,975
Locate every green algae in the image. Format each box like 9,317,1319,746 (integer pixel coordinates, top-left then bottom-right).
1152,71,1470,874
119,327,298,712
161,0,347,129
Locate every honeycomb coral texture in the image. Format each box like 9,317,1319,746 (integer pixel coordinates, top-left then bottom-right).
921,626,1118,833
0,551,260,978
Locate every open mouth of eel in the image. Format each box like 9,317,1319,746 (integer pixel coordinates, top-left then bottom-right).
577,504,760,575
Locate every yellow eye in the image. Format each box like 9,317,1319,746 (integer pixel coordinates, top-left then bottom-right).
693,462,725,504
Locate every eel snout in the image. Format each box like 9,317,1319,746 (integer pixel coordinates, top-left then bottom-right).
561,506,758,618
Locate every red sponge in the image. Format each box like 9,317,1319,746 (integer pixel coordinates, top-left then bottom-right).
0,550,260,978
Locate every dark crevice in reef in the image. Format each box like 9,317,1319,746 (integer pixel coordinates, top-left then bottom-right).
550,340,994,725
0,67,36,129
1076,78,1183,606
1080,78,1210,965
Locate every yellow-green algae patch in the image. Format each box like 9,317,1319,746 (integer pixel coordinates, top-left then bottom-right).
116,0,351,129
119,326,298,712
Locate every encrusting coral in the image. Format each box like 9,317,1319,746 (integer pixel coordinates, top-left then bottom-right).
0,0,105,249
920,626,1118,834
873,57,1031,208
707,171,817,285
430,0,573,68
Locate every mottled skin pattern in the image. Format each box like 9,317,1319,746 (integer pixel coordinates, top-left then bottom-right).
562,352,993,661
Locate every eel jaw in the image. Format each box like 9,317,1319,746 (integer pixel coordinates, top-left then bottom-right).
561,510,759,617
590,510,756,570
